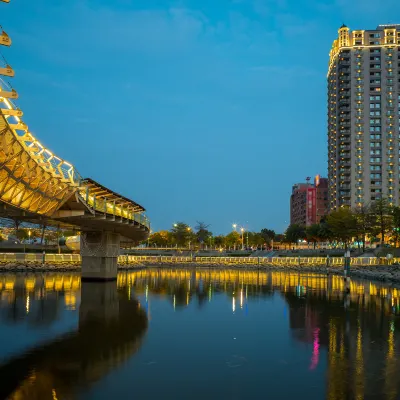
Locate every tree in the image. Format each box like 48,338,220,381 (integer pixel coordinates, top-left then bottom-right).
170,222,193,247
224,231,241,249
40,224,46,244
16,228,29,241
354,204,374,252
195,221,212,248
260,229,275,246
149,230,171,247
326,208,357,249
391,206,400,247
63,230,77,238
318,220,334,244
214,235,225,247
274,233,285,242
285,224,306,246
248,232,265,248
306,224,321,249
370,198,393,245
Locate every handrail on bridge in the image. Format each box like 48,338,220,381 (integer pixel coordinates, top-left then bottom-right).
78,179,150,230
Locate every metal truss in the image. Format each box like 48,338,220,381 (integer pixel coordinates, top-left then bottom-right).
0,1,150,233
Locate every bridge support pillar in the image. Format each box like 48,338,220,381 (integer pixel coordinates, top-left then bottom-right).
80,281,119,323
80,231,120,281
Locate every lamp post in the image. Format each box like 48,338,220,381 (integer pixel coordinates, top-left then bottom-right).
187,227,191,250
241,228,245,250
232,224,237,250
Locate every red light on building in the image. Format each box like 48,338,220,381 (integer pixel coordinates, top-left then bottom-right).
290,176,329,227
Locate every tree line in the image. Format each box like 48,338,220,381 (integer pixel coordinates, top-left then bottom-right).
147,222,281,249
0,222,77,245
285,198,400,251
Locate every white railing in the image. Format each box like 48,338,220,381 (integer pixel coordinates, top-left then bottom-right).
0,253,395,266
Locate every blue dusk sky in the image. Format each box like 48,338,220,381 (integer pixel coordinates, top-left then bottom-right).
2,0,400,234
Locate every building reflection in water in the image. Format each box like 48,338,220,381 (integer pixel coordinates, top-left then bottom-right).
0,269,400,399
121,269,400,400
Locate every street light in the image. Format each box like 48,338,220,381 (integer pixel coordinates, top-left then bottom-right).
187,227,191,249
232,224,237,232
240,227,245,250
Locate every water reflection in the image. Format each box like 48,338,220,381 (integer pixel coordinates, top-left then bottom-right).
0,269,400,399
0,278,148,400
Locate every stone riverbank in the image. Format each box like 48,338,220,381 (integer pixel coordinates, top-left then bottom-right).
0,261,400,284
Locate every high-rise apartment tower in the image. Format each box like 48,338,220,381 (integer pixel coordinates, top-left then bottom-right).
328,24,400,210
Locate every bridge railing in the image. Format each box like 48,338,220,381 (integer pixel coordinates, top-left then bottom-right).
0,253,81,263
78,188,150,230
0,254,397,266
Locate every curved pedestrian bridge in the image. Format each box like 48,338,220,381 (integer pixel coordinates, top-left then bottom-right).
0,0,149,278
0,0,149,244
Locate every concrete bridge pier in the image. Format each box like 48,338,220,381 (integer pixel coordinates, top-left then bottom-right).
81,231,120,281
80,281,119,323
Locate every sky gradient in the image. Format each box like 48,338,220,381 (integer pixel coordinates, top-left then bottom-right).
2,0,400,234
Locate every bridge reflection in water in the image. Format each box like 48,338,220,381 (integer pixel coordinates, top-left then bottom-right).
0,278,148,400
0,269,400,399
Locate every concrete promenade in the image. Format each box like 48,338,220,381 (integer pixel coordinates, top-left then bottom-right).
0,254,400,284
0,253,394,267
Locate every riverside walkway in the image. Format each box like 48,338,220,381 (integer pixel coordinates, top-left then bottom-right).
0,253,393,267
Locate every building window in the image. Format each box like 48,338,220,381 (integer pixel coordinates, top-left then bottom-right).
370,134,381,139
370,103,381,109
370,157,381,162
369,118,381,124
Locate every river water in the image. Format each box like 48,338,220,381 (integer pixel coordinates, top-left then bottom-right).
0,268,400,400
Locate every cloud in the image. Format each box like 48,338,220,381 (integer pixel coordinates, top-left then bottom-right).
13,4,212,66
335,0,399,14
275,13,317,36
249,64,320,78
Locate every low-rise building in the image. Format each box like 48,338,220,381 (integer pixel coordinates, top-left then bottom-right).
290,175,328,226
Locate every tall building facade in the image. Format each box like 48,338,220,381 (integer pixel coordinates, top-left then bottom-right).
290,176,328,226
291,183,314,226
328,24,400,210
315,175,329,223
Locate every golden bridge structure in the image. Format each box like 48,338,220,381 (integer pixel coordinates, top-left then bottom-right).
0,0,150,279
